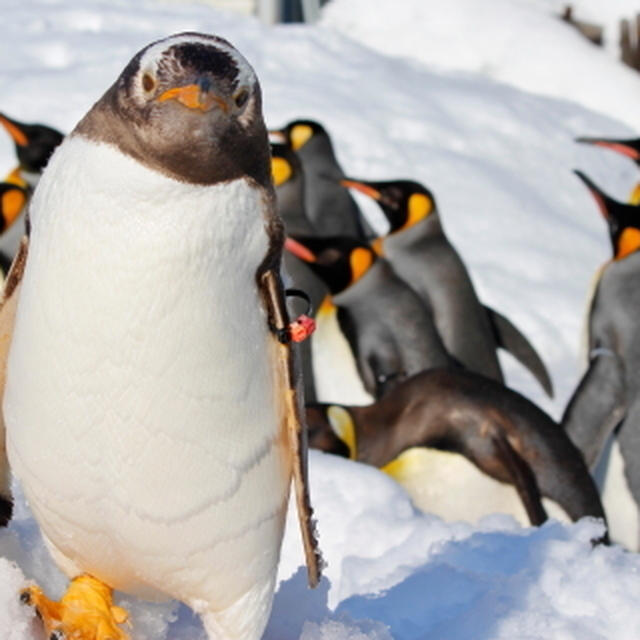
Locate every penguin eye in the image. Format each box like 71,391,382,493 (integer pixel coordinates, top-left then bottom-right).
234,88,249,109
142,73,156,93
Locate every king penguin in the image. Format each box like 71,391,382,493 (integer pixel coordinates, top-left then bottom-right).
341,177,554,396
270,119,372,238
0,113,62,266
270,142,327,402
286,235,453,401
0,32,321,640
563,169,640,550
306,369,606,534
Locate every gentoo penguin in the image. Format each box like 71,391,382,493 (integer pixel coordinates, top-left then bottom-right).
271,143,327,402
270,119,372,238
576,136,640,203
306,369,607,535
341,177,554,396
286,235,453,399
0,112,64,184
0,33,320,640
563,169,640,549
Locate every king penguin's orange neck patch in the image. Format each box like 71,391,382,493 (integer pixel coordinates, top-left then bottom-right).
616,228,640,260
349,247,374,285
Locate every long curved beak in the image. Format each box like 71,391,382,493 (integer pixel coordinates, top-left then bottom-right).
576,136,640,161
285,237,316,263
157,80,229,113
0,113,28,146
340,178,381,201
574,170,614,220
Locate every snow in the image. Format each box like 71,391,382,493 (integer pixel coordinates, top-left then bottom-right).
1,0,640,637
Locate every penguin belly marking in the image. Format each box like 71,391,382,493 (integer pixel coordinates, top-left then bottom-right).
387,448,570,525
4,137,291,603
596,437,639,550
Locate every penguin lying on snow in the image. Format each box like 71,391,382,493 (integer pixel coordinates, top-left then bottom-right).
307,369,607,533
270,119,373,238
0,33,320,640
576,135,640,204
341,177,554,397
563,170,640,550
286,235,452,400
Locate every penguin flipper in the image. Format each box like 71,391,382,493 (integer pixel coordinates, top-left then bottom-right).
260,268,322,588
484,305,554,398
0,235,29,525
562,350,627,469
492,432,548,526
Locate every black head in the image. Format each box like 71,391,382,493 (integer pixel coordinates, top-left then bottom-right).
0,112,64,174
271,119,329,152
576,136,640,165
341,178,435,234
285,235,377,294
74,32,270,186
574,170,640,260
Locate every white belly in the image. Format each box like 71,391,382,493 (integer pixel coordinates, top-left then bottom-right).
386,448,570,526
3,137,291,611
595,437,639,550
312,303,373,406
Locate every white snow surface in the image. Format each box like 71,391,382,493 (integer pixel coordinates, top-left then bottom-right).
1,0,640,638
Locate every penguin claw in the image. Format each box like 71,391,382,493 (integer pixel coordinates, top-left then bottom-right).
19,575,129,640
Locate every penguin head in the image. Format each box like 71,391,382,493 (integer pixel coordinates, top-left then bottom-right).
270,119,328,152
341,178,435,234
305,404,354,459
576,136,640,164
75,33,270,186
285,235,377,294
0,112,64,175
270,142,301,187
0,182,28,233
574,170,640,260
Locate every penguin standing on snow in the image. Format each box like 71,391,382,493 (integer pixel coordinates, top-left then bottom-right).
286,235,452,400
306,369,606,533
0,33,320,640
341,177,553,396
563,170,640,550
270,119,372,238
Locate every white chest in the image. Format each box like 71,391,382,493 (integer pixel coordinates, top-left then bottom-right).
3,137,291,598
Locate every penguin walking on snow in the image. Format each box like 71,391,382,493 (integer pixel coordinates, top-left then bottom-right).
341,177,553,396
286,235,453,401
270,119,372,238
563,170,640,550
0,33,320,640
307,369,606,534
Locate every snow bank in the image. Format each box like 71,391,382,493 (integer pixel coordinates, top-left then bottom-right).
321,0,640,130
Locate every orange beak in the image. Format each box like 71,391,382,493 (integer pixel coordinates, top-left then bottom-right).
157,84,228,113
0,114,28,147
340,179,381,201
285,237,317,263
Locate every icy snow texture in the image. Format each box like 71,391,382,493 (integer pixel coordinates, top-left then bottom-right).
1,0,640,638
321,0,640,130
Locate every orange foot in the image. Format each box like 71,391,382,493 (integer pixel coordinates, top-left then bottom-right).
20,574,130,640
